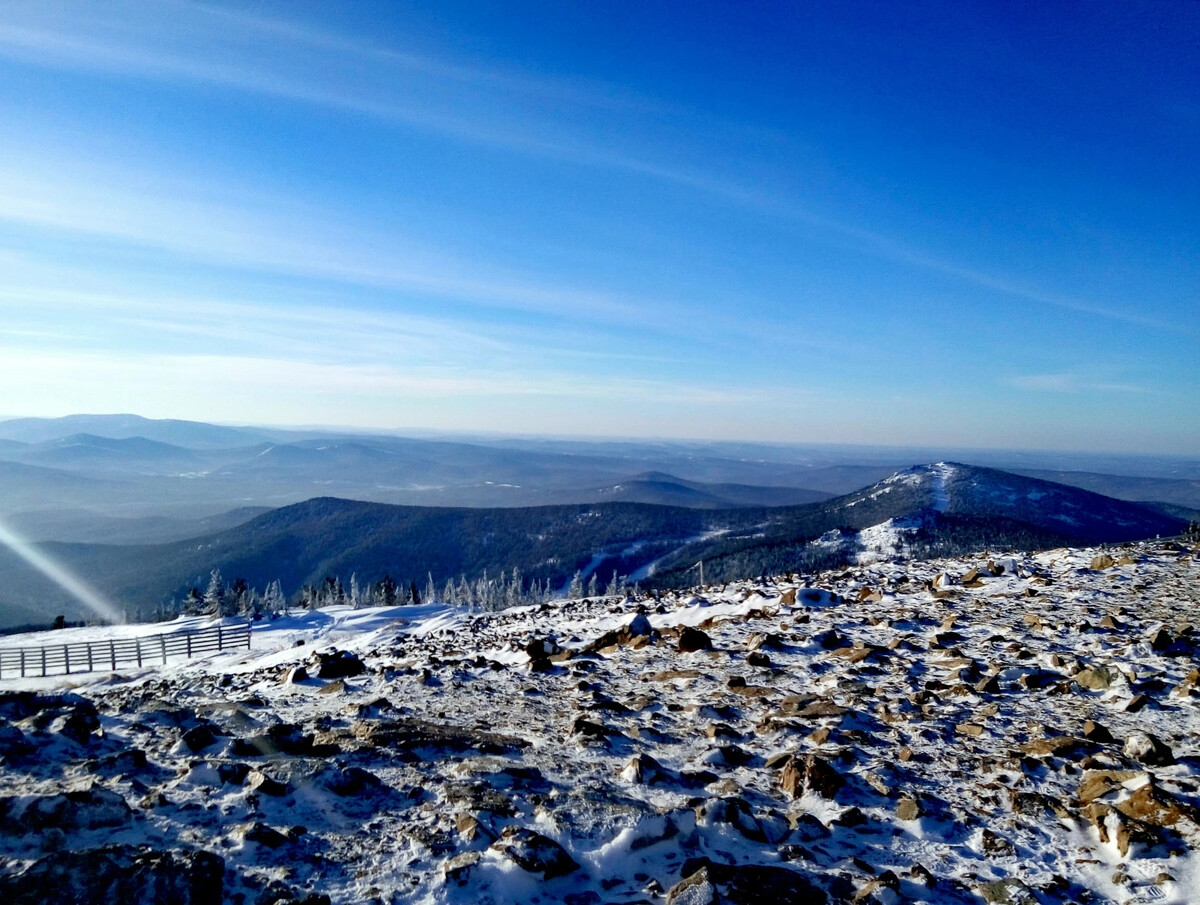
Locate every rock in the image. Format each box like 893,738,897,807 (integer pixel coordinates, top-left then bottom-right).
1124,732,1174,766
1081,720,1114,743
282,665,308,685
780,754,844,800
1078,770,1145,805
746,651,771,668
1074,666,1120,691
1114,781,1200,834
974,675,1001,694
443,851,481,883
216,762,251,786
317,679,346,695
1007,790,1061,818
1083,801,1167,857
896,796,922,821
1090,554,1116,570
1124,693,1151,713
237,820,289,849
699,797,771,842
491,826,579,879
5,787,132,833
525,636,561,659
978,878,1035,904
321,765,385,797
454,814,494,843
181,723,218,753
571,717,615,740
665,862,826,905
442,774,518,813
0,725,34,761
246,769,288,796
679,627,713,652
52,705,101,745
980,828,1015,856
0,845,224,905
353,717,529,755
311,649,366,679
830,806,867,828
1019,735,1086,758
1147,628,1174,651
746,632,785,651
853,871,899,903
624,613,653,636
787,811,832,842
812,629,847,650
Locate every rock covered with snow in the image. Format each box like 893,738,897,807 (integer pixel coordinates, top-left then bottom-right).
0,540,1197,903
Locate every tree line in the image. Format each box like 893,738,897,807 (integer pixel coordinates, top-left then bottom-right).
174,565,637,619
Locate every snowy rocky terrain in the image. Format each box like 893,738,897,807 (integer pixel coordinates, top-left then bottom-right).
0,540,1198,904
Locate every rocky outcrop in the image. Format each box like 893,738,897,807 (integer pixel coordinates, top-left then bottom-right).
665,862,826,905
0,846,223,905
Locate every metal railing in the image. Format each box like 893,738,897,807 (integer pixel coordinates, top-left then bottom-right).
0,620,252,679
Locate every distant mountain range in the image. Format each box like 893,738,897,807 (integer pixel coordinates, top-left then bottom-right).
1,415,1198,548
0,462,1184,628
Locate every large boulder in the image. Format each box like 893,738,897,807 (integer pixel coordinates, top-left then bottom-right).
491,826,579,879
665,862,826,905
0,845,223,905
0,725,34,761
1124,732,1175,767
678,627,713,652
1,788,131,833
311,649,366,679
780,755,844,800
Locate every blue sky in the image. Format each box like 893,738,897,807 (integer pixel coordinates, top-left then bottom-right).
0,1,1196,452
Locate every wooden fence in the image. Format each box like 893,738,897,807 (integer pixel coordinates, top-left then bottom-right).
0,620,252,679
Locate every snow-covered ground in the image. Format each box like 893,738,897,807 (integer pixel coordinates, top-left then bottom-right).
1,540,1198,904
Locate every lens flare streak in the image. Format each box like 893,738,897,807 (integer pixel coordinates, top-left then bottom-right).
0,518,123,624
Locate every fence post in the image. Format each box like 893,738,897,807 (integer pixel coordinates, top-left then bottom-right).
186,633,192,658
20,649,25,678
217,625,224,650
110,639,116,671
87,643,93,673
41,648,46,677
160,635,166,665
63,645,70,675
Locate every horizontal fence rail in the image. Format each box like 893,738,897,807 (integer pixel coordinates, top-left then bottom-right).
0,620,252,679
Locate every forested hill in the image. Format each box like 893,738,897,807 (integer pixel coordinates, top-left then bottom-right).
0,465,1186,627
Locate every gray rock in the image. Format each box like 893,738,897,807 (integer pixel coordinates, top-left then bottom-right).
665,863,826,905
237,820,289,849
978,877,1036,904
0,724,34,760
0,845,223,905
181,723,218,752
247,769,288,796
678,627,713,652
4,787,132,833
491,826,579,879
1123,732,1175,766
311,649,365,679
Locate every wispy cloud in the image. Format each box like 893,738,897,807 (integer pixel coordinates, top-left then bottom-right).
0,346,786,415
0,1,1184,337
0,160,647,325
1006,373,1152,394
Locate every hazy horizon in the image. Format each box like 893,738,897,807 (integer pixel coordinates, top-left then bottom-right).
3,410,1200,464
2,2,1197,453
